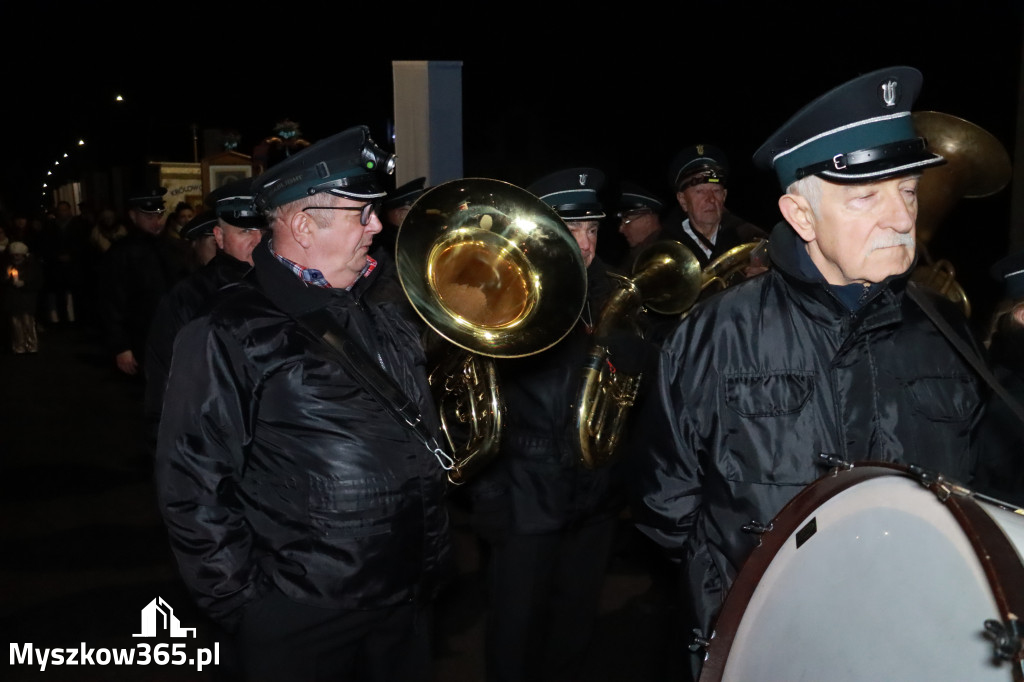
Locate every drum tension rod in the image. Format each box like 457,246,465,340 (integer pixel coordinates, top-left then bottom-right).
741,520,772,535
689,629,712,653
816,452,853,472
983,618,1022,662
907,464,972,501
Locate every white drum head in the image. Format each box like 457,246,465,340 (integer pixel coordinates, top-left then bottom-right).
700,465,1024,682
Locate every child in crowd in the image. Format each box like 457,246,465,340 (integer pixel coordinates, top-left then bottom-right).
4,241,42,353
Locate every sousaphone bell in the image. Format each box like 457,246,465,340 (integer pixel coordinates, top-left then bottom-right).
396,178,587,483
910,111,1013,318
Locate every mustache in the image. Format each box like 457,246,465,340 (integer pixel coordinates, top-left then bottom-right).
868,233,915,252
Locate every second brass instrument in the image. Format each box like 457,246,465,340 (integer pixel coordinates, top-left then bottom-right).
396,178,587,484
573,240,702,469
701,240,768,294
909,111,1012,318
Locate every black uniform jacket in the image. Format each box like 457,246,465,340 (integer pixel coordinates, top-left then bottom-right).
470,258,630,534
662,207,768,268
97,229,185,358
155,241,451,629
630,221,984,636
973,327,1024,506
144,251,251,439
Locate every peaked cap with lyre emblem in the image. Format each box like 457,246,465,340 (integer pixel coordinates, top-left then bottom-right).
753,66,946,189
668,144,729,192
528,167,606,221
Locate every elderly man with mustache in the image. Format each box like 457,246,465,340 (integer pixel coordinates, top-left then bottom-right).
629,66,985,680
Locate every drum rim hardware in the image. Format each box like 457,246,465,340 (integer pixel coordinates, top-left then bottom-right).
983,617,1022,663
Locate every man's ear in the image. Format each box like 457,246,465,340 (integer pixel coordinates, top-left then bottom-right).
287,209,316,249
676,191,690,213
779,193,816,243
1012,301,1024,328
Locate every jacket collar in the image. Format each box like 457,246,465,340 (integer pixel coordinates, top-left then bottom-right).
587,256,617,301
249,239,378,317
767,221,911,330
209,250,252,276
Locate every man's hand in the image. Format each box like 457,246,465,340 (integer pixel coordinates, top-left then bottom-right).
742,264,770,279
116,349,138,375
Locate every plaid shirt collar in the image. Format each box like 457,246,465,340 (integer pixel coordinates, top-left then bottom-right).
270,239,377,290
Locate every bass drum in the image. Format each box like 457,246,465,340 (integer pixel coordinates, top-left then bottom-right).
699,463,1024,682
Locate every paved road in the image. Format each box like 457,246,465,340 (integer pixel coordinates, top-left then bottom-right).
1,323,677,681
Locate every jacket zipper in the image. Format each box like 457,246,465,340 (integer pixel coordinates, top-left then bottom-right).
354,298,388,372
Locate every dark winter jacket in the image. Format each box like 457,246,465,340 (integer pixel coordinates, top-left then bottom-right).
662,207,768,268
97,229,186,359
973,323,1024,506
470,257,632,534
155,241,451,629
144,251,252,439
630,221,983,636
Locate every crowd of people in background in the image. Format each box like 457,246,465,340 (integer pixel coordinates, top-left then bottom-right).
0,196,207,353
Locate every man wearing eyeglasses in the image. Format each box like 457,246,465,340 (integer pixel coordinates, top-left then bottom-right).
154,126,451,682
616,181,667,272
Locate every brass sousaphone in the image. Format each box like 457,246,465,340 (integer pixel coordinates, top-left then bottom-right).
910,111,1013,317
396,178,587,484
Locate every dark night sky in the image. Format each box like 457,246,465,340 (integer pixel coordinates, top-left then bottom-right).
3,0,1022,298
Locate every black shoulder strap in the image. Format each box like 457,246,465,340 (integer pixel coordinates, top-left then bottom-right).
685,219,717,256
907,284,1024,428
296,309,455,473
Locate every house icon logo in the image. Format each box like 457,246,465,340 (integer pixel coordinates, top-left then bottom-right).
132,597,197,638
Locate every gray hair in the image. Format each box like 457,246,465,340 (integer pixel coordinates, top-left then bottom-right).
265,193,341,231
786,175,822,216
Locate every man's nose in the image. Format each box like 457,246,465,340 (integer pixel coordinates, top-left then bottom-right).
367,211,383,234
886,188,916,233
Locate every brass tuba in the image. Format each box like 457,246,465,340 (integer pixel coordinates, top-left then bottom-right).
701,239,768,294
573,240,702,469
396,178,587,484
910,259,972,318
910,111,1012,317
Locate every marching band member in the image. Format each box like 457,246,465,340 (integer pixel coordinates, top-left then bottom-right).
630,66,984,679
663,143,767,268
468,168,630,682
974,248,1024,506
155,128,451,682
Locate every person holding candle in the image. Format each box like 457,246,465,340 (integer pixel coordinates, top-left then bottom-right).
4,241,43,353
